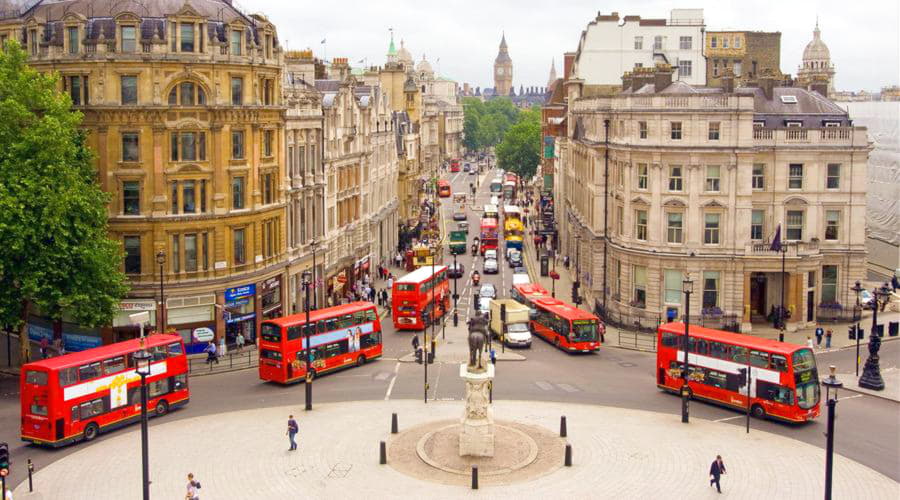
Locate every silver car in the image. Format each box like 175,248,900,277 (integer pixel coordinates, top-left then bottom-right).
483,258,499,274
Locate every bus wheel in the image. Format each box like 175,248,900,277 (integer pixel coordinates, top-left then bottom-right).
155,399,169,416
83,422,100,442
751,404,766,419
357,355,366,367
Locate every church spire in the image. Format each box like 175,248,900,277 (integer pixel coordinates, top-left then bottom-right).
500,31,507,49
547,58,558,87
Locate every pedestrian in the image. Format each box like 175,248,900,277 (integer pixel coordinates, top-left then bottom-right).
709,455,726,493
236,331,245,352
369,287,376,303
411,334,420,352
814,324,824,346
382,289,390,308
387,276,394,290
186,473,201,500
806,336,814,349
825,328,833,348
204,340,218,365
287,414,299,451
892,274,899,292
39,337,49,359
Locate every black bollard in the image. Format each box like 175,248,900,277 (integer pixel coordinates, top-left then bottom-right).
379,441,387,464
560,415,567,437
391,413,398,434
565,444,573,466
28,458,34,492
471,466,479,489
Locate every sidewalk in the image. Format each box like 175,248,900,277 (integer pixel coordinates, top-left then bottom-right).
837,367,900,402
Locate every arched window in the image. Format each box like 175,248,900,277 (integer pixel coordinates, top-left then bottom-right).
168,82,207,106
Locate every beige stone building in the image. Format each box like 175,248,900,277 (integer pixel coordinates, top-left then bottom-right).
557,65,871,333
705,31,781,87
0,0,288,349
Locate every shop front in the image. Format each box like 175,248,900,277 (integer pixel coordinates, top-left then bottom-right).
260,275,284,320
224,284,256,346
166,294,216,354
111,299,157,342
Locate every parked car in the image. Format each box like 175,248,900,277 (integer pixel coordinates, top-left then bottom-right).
448,262,465,279
484,258,499,274
463,163,471,172
479,283,497,299
468,168,476,175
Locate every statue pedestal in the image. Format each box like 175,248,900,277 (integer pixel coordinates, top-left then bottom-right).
459,363,495,457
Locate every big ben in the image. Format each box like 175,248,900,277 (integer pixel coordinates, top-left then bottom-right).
494,33,513,96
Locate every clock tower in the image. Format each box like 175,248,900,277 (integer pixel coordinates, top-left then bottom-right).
493,33,512,96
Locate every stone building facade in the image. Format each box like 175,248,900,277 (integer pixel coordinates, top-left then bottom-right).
0,0,288,350
705,31,781,87
557,66,871,333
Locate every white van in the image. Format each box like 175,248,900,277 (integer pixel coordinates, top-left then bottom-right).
512,273,530,286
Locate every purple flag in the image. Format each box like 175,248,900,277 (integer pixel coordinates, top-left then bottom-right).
770,224,782,251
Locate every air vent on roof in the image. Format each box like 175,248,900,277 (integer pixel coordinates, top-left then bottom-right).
780,95,798,104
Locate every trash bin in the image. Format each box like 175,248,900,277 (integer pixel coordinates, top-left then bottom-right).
540,256,549,277
889,321,899,337
874,324,885,337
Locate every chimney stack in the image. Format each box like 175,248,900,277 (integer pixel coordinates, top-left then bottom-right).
622,71,633,92
564,52,576,80
809,75,829,98
759,69,776,100
720,68,734,93
654,63,673,93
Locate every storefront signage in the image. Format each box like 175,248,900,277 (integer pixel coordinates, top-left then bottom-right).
225,284,256,302
261,276,281,291
63,333,102,352
192,327,215,342
119,300,156,311
226,312,256,324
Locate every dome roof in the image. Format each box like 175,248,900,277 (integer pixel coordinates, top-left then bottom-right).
397,40,413,66
416,55,433,75
802,24,830,62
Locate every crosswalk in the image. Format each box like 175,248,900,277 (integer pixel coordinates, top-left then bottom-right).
534,380,582,393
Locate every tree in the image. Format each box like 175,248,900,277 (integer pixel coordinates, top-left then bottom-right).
0,41,129,361
496,109,542,179
461,97,520,152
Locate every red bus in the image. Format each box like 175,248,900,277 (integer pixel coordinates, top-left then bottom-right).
479,218,499,255
531,297,602,352
20,334,189,447
259,302,383,384
656,323,820,423
438,180,452,197
450,159,461,172
392,265,451,330
511,283,551,314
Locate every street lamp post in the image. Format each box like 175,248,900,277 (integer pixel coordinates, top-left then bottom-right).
133,340,152,500
859,283,891,390
156,251,166,332
302,270,314,410
851,281,864,377
452,252,459,327
681,275,694,424
310,239,319,310
822,365,843,500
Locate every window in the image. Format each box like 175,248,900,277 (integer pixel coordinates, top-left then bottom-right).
233,228,246,265
184,234,198,272
182,180,196,213
120,75,137,104
170,131,206,161
262,172,274,204
124,236,141,274
202,232,209,270
637,163,648,189
168,82,206,106
822,265,838,302
122,132,139,161
78,362,102,381
232,130,244,159
708,122,720,140
667,212,683,243
230,30,242,55
172,234,180,273
653,36,663,50
180,23,195,52
232,176,245,209
752,164,765,190
170,180,178,213
704,213,720,244
29,28,37,55
825,210,840,241
664,270,682,304
635,210,648,240
264,130,274,157
64,75,88,105
103,356,126,375
616,206,623,235
123,181,140,215
788,164,803,189
670,122,682,140
668,165,682,191
734,36,742,49
710,36,717,48
121,26,136,52
703,271,720,308
733,61,742,77
231,77,243,105
67,27,79,54
826,164,840,189
722,37,729,49
712,59,719,77
678,60,692,78
634,36,643,50
780,95,798,104
638,121,648,139
751,210,764,240
786,210,804,241
679,36,692,50
25,370,48,386
633,265,647,307
705,165,720,192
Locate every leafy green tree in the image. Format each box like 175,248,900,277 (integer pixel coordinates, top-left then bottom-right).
0,41,129,361
462,97,521,152
496,109,542,179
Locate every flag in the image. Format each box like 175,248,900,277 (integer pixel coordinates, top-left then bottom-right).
320,38,326,44
770,224,782,251
358,58,365,63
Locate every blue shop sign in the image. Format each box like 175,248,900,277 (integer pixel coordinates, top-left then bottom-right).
225,284,256,302
63,333,103,352
226,312,256,324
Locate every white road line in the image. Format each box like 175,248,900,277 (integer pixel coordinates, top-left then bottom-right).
837,394,864,401
535,380,554,391
713,415,744,423
384,361,400,401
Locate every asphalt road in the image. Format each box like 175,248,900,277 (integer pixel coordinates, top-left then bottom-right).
0,162,897,490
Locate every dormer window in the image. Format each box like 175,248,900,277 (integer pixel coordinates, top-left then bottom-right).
230,29,242,55
180,23,195,52
779,95,798,104
786,121,802,128
121,26,137,52
67,27,79,54
168,82,206,106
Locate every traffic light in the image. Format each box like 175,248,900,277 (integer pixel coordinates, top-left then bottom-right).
848,325,857,340
415,348,423,364
0,441,9,469
737,368,748,388
571,281,580,304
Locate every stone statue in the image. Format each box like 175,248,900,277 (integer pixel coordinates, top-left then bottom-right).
467,310,489,370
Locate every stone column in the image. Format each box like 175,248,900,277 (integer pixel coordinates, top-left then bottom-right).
459,363,495,457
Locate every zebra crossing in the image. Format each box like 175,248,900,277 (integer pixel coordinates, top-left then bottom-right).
533,380,582,393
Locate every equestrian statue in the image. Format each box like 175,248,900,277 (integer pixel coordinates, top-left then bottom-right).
467,310,489,371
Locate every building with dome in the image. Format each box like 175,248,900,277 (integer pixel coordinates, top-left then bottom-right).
796,21,835,96
493,33,512,96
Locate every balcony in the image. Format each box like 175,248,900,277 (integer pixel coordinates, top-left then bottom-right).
745,240,820,257
753,127,867,147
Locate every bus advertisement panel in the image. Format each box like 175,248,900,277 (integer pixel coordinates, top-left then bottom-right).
656,323,820,423
479,218,499,255
21,334,189,447
392,265,451,330
530,297,602,352
259,302,383,384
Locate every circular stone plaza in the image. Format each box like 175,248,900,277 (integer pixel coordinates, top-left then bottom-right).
12,400,898,499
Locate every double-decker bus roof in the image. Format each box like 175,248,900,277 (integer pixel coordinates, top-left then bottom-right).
659,322,801,355
503,205,521,215
480,218,498,227
437,179,450,186
503,181,515,186
23,333,183,371
514,283,550,298
484,204,498,213
533,298,597,321
396,265,448,285
263,301,376,328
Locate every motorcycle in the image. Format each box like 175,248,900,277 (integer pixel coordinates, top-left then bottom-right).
472,272,481,286
471,244,479,256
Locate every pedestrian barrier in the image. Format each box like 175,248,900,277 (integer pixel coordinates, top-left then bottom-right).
617,330,658,352
188,346,257,375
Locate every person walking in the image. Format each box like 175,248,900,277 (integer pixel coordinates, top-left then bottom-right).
39,337,49,359
814,325,824,346
185,473,201,500
387,276,394,290
382,289,390,309
825,328,833,348
235,332,245,352
204,340,219,365
709,455,726,493
287,414,299,451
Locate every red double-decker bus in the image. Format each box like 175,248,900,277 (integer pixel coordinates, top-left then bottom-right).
392,265,451,330
450,159,461,172
437,179,452,197
20,334,189,447
511,283,551,310
531,297,602,352
479,218,499,255
259,302,383,384
656,323,820,423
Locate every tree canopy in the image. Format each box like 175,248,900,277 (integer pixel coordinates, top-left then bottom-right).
462,97,520,151
496,107,542,180
0,41,128,359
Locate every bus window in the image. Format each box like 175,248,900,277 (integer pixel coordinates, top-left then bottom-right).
757,380,794,405
78,362,102,382
360,331,381,349
149,378,170,397
709,341,728,359
731,346,749,364
260,349,282,361
771,354,788,372
326,319,337,331
749,350,769,368
317,321,326,334
397,284,416,292
260,323,282,342
167,342,184,357
287,326,301,341
792,349,815,371
689,338,708,355
59,367,77,387
103,356,126,375
71,406,80,422
25,370,47,386
366,309,377,322
151,346,168,362
353,311,367,324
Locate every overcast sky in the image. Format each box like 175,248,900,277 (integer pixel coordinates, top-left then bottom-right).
252,0,898,92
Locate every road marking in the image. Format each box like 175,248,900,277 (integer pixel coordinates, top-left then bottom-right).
384,362,400,401
556,383,580,393
374,371,392,381
838,394,863,401
535,380,553,391
713,415,744,423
